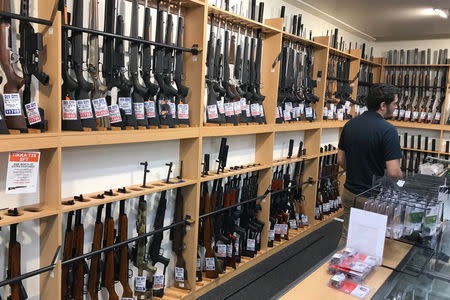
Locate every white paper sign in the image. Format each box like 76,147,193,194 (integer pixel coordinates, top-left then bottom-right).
233,101,241,115
217,100,225,114
178,103,189,119
205,257,215,270
175,267,184,282
92,98,109,118
153,275,164,290
207,104,219,119
25,102,41,125
134,102,145,120
108,105,122,124
118,97,133,115
3,93,22,116
145,101,156,118
6,151,40,194
247,238,255,251
135,276,146,292
77,99,94,119
62,100,78,120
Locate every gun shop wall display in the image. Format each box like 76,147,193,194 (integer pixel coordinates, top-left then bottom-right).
0,0,449,299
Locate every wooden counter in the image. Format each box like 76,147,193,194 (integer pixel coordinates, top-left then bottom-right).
279,239,412,300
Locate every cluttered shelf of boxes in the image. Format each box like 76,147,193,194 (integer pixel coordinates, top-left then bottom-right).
0,0,449,299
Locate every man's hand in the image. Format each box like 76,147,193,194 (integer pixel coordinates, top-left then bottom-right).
386,159,403,179
337,149,346,170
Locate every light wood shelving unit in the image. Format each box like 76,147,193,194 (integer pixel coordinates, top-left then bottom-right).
1,1,449,299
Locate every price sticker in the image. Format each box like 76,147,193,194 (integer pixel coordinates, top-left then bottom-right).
345,101,350,108
217,244,227,257
224,102,235,117
205,257,215,270
234,238,240,255
175,267,184,282
399,109,405,118
153,275,164,290
280,224,288,235
355,105,360,115
118,97,133,115
226,244,233,257
412,111,419,120
217,100,225,114
301,215,309,225
337,110,344,121
330,103,335,112
233,101,241,115
405,110,411,119
92,98,109,118
393,109,399,118
427,112,433,122
285,102,293,112
169,102,176,119
178,103,189,119
145,101,156,118
289,219,297,229
207,104,219,119
276,106,280,118
434,112,441,121
327,110,334,120
268,229,275,241
135,276,146,292
3,93,22,116
108,105,122,124
260,104,265,117
246,106,251,117
134,103,145,120
240,98,247,111
247,238,255,251
323,107,328,117
25,102,41,125
251,103,260,116
294,106,300,118
305,107,313,118
283,109,291,121
274,223,281,234
196,258,202,271
299,104,304,115
420,111,427,120
76,99,94,119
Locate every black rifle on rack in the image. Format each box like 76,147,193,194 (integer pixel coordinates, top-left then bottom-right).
222,19,238,125
216,137,228,174
302,46,319,121
19,0,49,132
8,223,28,300
251,6,266,124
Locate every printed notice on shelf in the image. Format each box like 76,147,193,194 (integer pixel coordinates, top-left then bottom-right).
25,102,41,125
3,93,22,116
6,151,40,194
134,103,145,120
62,100,78,120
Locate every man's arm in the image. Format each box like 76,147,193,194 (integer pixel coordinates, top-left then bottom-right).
386,159,403,179
337,149,346,170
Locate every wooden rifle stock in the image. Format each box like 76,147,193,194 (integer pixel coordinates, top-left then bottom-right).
87,206,104,300
118,201,133,298
62,211,74,300
73,210,85,300
203,182,218,278
8,224,25,300
104,204,119,300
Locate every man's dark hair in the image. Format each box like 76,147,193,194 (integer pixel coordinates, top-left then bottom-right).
366,83,399,111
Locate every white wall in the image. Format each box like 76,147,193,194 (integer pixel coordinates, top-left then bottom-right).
374,39,450,59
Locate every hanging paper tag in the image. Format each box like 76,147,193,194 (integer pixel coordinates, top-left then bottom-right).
393,109,398,118
323,107,328,117
294,106,300,118
289,219,297,229
118,97,133,115
233,101,241,115
205,257,215,270
175,267,184,282
178,103,189,119
285,102,293,112
247,238,255,251
251,103,260,116
145,101,156,118
427,112,433,121
399,109,405,118
224,102,234,117
305,107,313,118
3,93,22,116
6,151,40,194
283,110,291,121
260,104,265,117
169,102,176,118
355,105,360,115
299,104,305,115
134,103,145,119
92,98,109,118
337,109,344,121
77,99,94,119
62,100,78,120
345,101,350,108
108,105,122,124
153,275,164,290
327,110,334,120
196,258,202,271
420,111,427,120
301,215,309,225
274,223,281,235
217,244,227,257
234,237,240,255
268,229,275,241
276,107,280,118
246,106,251,117
207,104,219,119
226,244,233,257
412,111,419,120
330,103,335,112
240,98,247,111
135,276,146,292
217,100,225,114
434,112,441,121
24,102,41,125
280,224,288,235
405,110,411,118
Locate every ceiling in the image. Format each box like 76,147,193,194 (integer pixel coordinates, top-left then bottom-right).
288,0,450,41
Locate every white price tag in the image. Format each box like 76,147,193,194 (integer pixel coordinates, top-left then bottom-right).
233,101,241,115
327,110,334,120
260,104,265,117
305,107,313,118
337,110,344,121
25,102,41,125
268,229,275,241
240,98,247,111
145,101,156,118
399,109,405,118
135,276,146,292
207,104,219,119
205,257,215,270
280,224,288,235
196,258,202,271
289,219,297,229
420,111,427,120
301,215,309,225
274,223,281,234
283,109,291,121
299,104,304,115
6,151,40,194
434,112,441,121
276,106,280,118
294,106,300,118
92,98,109,118
412,111,419,120
246,106,251,117
77,99,94,119
427,112,433,121
224,102,234,117
247,238,255,251
217,244,227,257
405,110,411,119
217,100,225,114
178,103,189,120
330,103,335,112
62,100,78,120
3,93,22,116
134,103,145,120
393,109,398,118
234,238,239,255
226,244,233,257
285,102,293,112
118,97,133,115
251,103,260,116
169,102,176,119
323,107,328,117
345,101,350,108
153,275,164,290
350,284,371,298
108,105,122,124
175,267,184,282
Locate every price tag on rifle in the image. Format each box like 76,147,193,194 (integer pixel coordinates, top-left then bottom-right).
289,219,297,229
153,275,165,290
268,229,275,241
393,109,399,118
217,244,227,257
327,110,334,120
420,111,427,120
76,99,94,119
427,112,433,122
169,101,176,119
247,238,256,251
233,101,242,115
240,98,247,111
135,276,147,292
330,103,335,112
299,104,305,115
144,100,156,118
274,223,281,235
345,101,351,108
196,258,202,271
260,104,265,117
62,100,78,120
246,106,251,117
301,215,309,225
92,98,109,118
3,93,22,116
285,102,293,112
234,237,240,255
323,107,328,117
224,102,234,117
412,111,419,120
205,257,215,270
226,244,233,257
6,151,40,194
280,224,288,235
178,103,189,119
118,97,133,115
108,105,122,124
175,267,185,282
305,107,313,118
355,105,360,115
405,110,411,119
434,112,441,121
294,106,300,118
337,109,344,121
25,102,41,125
134,103,145,119
207,104,219,120
276,107,280,119
216,100,225,114
283,110,291,121
399,109,405,118
251,103,260,116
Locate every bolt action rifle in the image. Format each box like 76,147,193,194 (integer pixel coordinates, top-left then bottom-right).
8,223,28,300
73,210,89,300
61,211,74,299
102,203,119,300
117,200,133,298
87,205,104,300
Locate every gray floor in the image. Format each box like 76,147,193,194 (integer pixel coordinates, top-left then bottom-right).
198,219,342,300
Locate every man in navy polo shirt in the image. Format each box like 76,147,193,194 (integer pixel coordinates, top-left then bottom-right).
337,83,403,245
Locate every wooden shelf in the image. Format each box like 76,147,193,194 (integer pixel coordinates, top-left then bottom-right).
282,31,326,49
319,150,338,157
207,5,280,35
272,154,317,167
273,122,321,132
200,163,271,182
401,147,439,154
61,179,197,212
388,120,442,131
0,133,59,152
360,58,382,66
200,124,272,137
321,120,348,128
0,206,59,227
328,47,359,60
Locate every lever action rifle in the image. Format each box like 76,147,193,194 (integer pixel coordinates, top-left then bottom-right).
87,204,104,300
117,200,133,298
202,178,219,278
133,161,157,299
73,210,88,300
62,211,74,299
148,163,172,297
103,203,119,300
8,223,28,300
